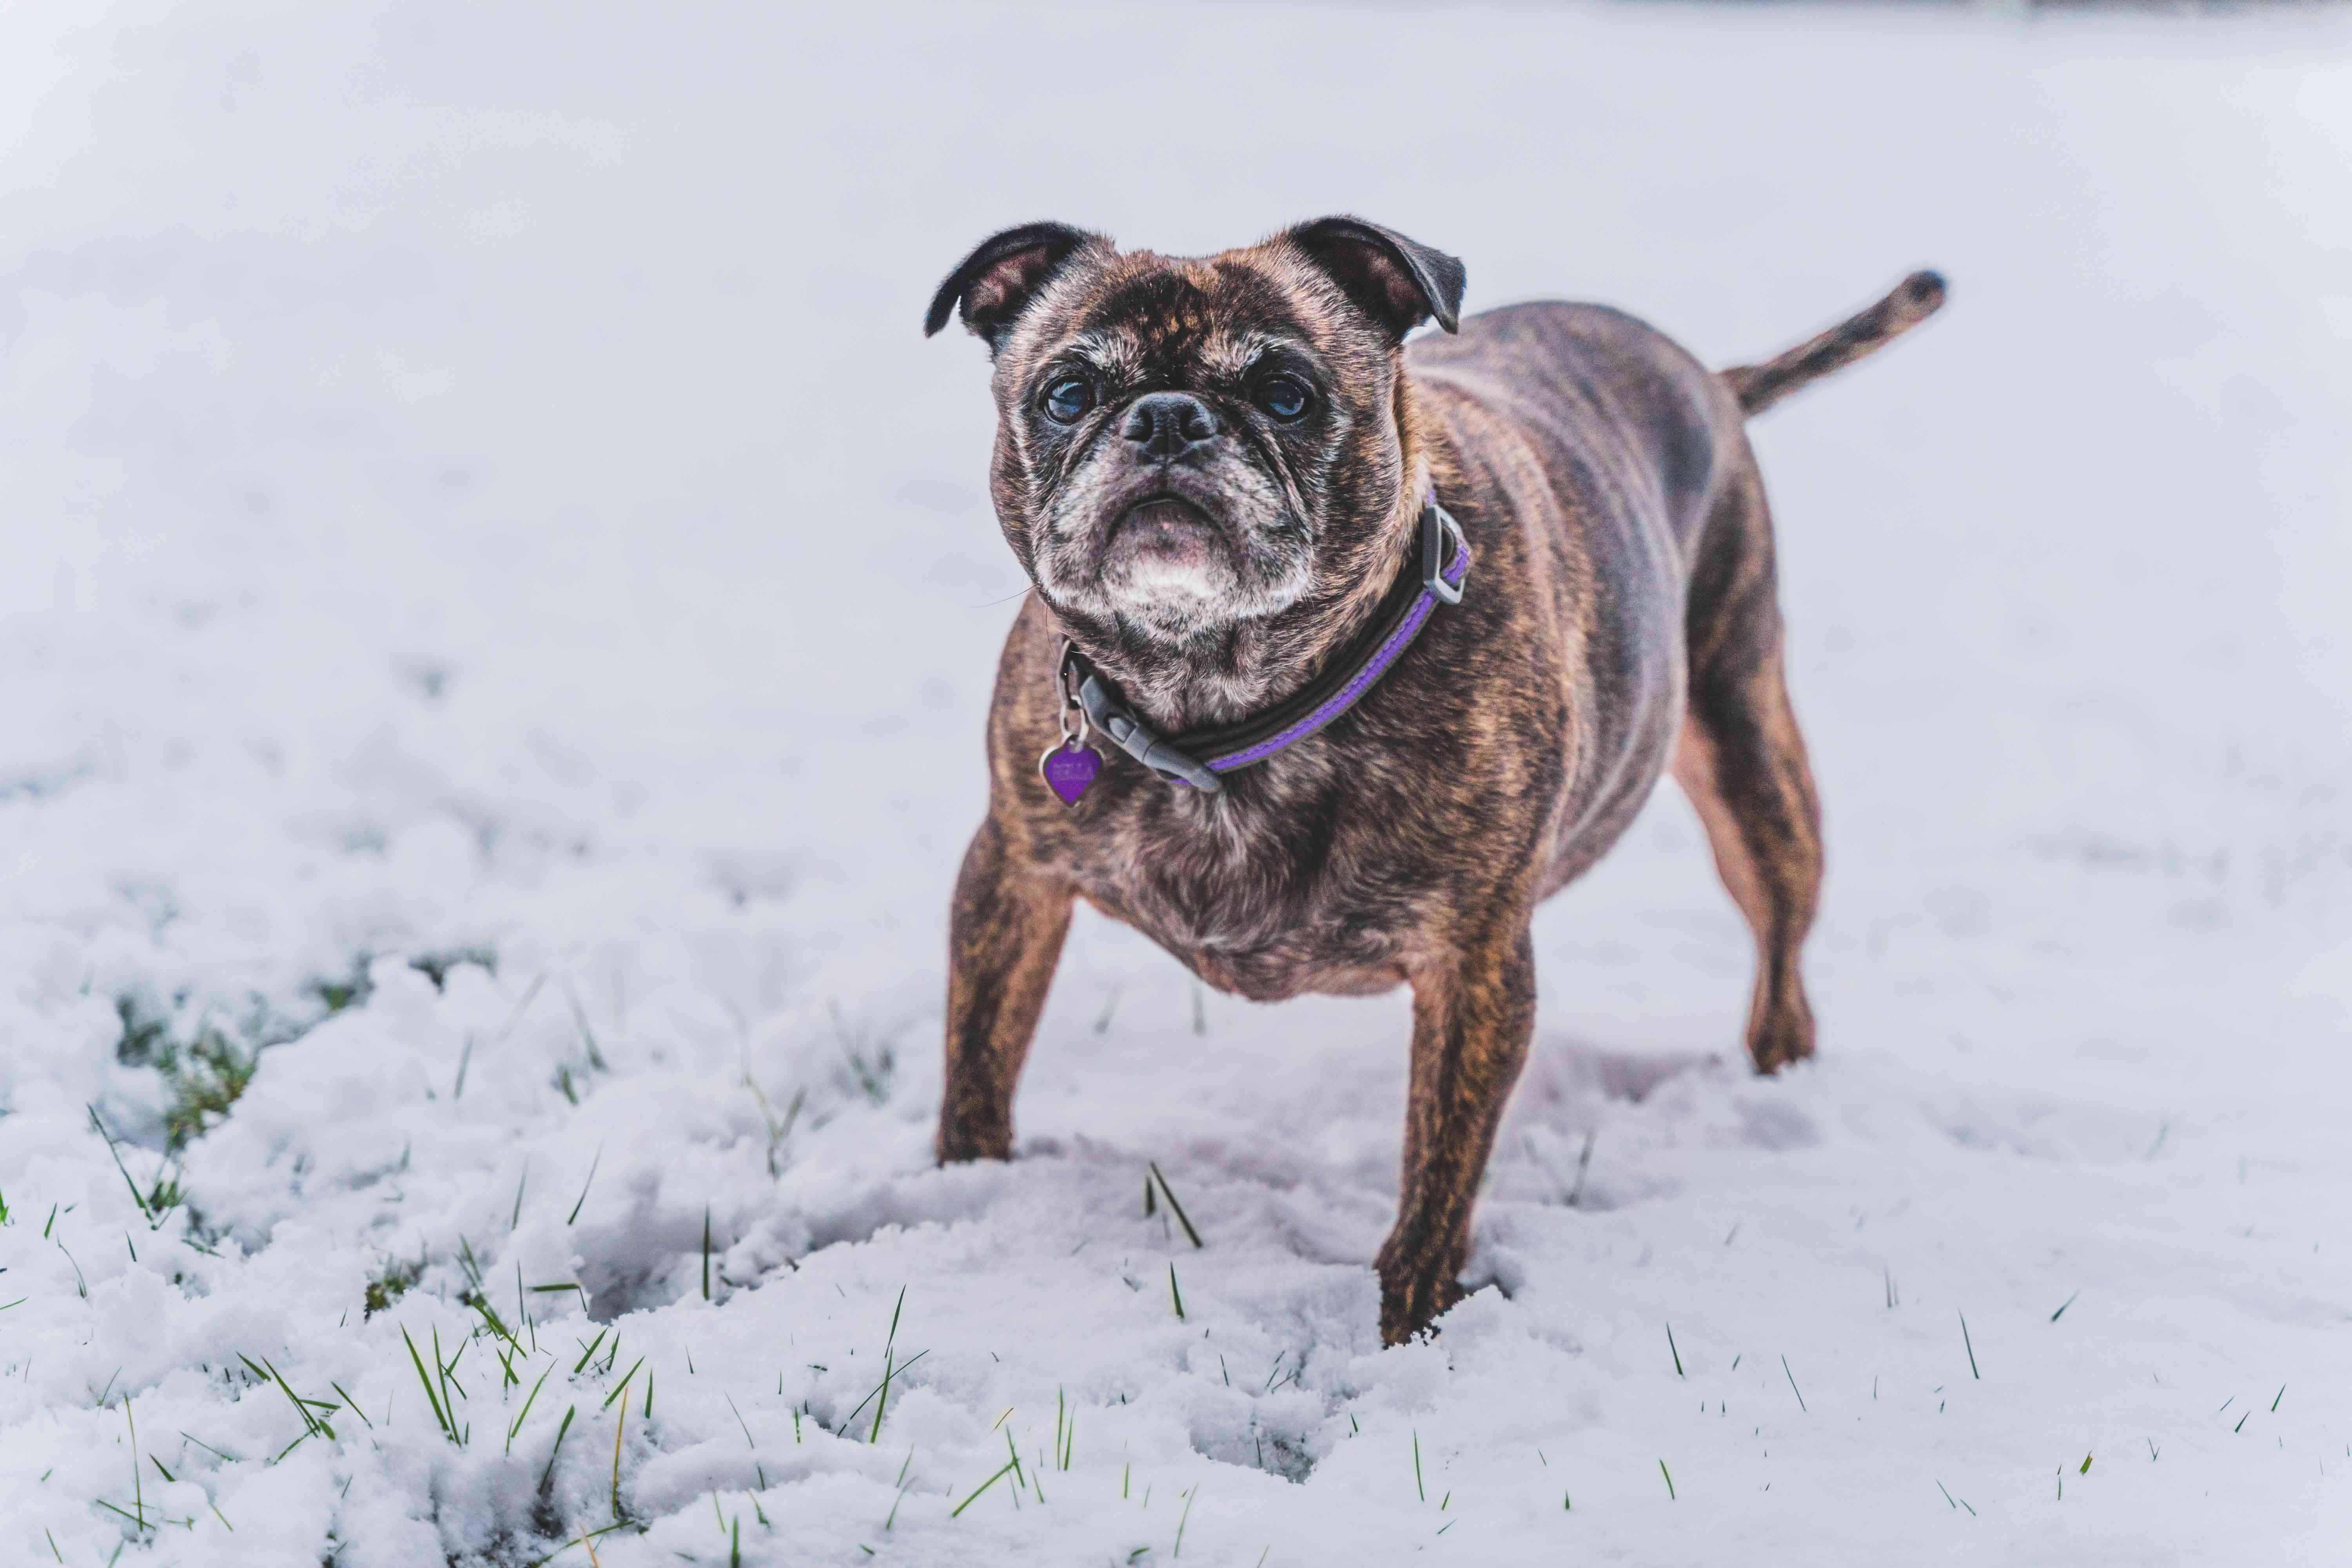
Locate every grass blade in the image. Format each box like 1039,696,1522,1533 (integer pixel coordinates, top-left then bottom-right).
399,1327,455,1442
508,1364,554,1452
601,1358,646,1410
89,1106,155,1223
950,1458,1018,1518
838,1349,930,1434
566,1143,603,1225
869,1348,895,1444
610,1366,635,1519
126,1396,144,1530
432,1327,464,1433
1147,1163,1204,1249
330,1381,374,1430
538,1406,577,1495
564,1147,602,1232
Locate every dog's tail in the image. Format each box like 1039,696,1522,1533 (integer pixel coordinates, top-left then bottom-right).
1720,270,1945,417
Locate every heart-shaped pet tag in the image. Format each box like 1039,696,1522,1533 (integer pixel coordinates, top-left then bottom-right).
1039,742,1102,806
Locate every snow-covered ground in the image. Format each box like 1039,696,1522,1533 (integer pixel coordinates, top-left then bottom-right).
4,2,2350,1563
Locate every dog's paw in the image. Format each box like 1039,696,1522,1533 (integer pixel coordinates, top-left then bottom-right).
1748,1031,1816,1076
1745,987,1816,1076
1377,1267,1465,1347
934,1118,1014,1164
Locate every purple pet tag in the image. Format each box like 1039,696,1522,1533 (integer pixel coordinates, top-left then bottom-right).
1039,742,1102,806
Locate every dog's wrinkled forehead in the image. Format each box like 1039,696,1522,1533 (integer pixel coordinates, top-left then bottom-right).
1007,251,1349,386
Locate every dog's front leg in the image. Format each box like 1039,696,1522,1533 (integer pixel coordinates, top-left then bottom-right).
937,817,1074,1163
1377,924,1538,1344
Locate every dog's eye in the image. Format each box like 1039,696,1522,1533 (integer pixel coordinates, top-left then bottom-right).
1042,378,1093,425
1256,374,1311,422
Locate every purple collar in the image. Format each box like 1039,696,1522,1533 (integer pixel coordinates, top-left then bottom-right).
1040,495,1471,802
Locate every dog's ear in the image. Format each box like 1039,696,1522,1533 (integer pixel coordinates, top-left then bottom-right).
925,221,1109,348
1281,216,1465,339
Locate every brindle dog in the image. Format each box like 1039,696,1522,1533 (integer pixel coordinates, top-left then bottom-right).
924,217,1942,1344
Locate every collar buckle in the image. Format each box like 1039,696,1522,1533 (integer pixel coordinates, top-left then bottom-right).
1423,499,1467,606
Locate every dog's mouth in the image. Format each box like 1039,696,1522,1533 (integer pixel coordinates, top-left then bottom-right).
1103,494,1226,575
1037,458,1311,630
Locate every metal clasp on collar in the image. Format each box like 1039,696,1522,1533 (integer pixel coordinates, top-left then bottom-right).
1055,641,1224,793
1422,499,1467,606
1077,674,1224,792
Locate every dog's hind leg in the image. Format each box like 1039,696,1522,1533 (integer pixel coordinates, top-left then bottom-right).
937,817,1074,1162
1671,466,1824,1075
1377,922,1538,1344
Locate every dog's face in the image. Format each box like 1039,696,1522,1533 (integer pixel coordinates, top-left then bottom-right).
927,219,1465,646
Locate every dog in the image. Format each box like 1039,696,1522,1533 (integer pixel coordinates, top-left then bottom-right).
924,216,1942,1343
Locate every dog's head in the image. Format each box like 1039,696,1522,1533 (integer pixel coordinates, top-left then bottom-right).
926,218,1464,646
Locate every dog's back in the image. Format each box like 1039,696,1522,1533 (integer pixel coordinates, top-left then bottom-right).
1411,274,1945,560
1411,300,1743,557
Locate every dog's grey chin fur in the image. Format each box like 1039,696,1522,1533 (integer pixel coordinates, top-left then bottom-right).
1040,552,1314,640
1033,507,1314,642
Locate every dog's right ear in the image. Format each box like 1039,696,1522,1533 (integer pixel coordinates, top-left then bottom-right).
1281,216,1465,339
924,222,1109,349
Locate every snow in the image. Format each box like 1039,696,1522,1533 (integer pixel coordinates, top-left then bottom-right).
4,1,2351,1563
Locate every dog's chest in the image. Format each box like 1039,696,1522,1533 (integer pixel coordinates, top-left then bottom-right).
1069,775,1426,1000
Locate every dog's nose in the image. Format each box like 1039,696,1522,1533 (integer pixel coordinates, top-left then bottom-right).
1122,392,1220,461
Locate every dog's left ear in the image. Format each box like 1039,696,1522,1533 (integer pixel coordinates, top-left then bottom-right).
925,221,1110,349
1282,216,1465,339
